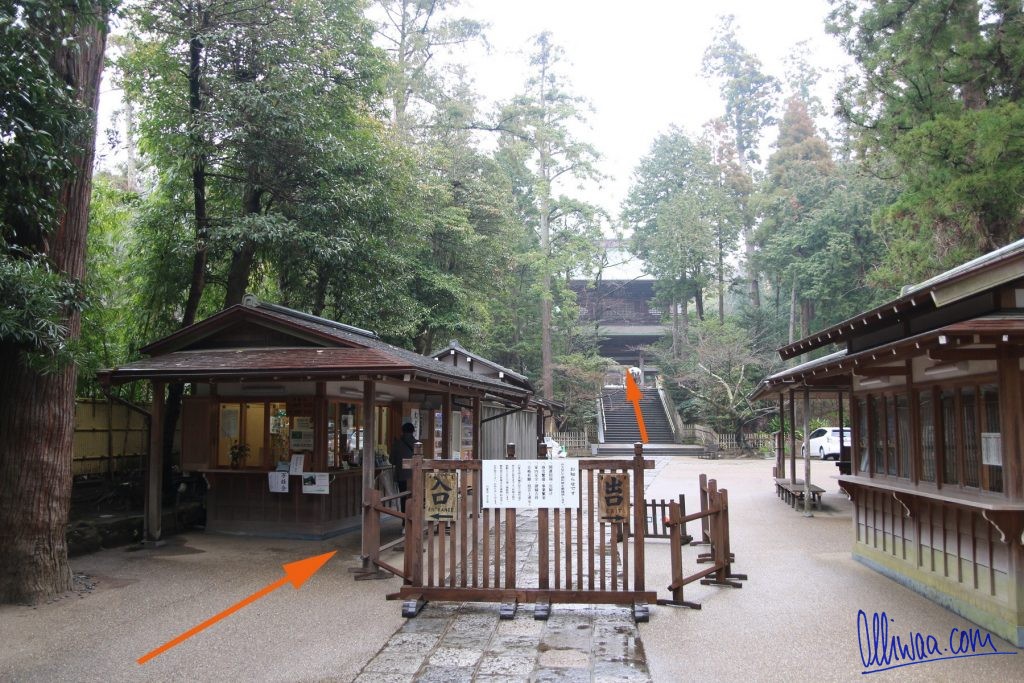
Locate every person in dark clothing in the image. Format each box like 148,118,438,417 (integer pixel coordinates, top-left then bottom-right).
390,422,416,513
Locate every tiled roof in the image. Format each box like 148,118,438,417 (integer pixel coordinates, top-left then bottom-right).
106,299,533,400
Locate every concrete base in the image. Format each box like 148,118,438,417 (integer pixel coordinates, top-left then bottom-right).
854,547,1024,648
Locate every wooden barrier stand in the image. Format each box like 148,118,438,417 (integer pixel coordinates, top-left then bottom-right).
371,442,656,622
657,475,747,610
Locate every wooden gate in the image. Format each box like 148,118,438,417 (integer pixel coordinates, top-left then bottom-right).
381,444,656,621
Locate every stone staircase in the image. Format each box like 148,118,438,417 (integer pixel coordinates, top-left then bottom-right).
598,387,704,457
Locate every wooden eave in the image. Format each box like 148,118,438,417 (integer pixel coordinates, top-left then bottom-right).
98,347,531,401
751,313,1024,400
777,239,1024,361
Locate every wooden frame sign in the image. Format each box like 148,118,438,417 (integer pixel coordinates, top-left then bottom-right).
598,473,630,522
424,472,457,522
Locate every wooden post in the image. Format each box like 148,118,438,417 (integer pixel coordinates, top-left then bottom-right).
777,392,785,481
442,392,451,460
789,389,797,484
146,381,165,543
632,442,646,591
360,378,376,563
472,395,481,460
538,438,548,460
803,389,812,516
998,347,1023,498
315,381,327,470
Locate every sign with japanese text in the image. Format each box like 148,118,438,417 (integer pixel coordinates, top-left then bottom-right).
424,472,457,521
481,460,580,509
598,473,629,522
268,471,288,493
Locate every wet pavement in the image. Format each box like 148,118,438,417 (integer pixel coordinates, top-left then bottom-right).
3,455,1022,681
352,459,671,682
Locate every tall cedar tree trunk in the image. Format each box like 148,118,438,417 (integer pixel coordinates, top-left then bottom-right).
162,25,212,478
0,6,107,603
788,272,798,345
538,71,553,403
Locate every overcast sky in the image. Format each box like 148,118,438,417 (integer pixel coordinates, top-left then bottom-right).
457,0,851,216
98,1,852,221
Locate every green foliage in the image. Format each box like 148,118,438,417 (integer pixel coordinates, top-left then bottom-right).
828,0,1024,283
1,0,112,371
623,127,740,324
0,250,85,370
654,319,775,440
702,14,780,165
77,174,141,393
755,98,894,342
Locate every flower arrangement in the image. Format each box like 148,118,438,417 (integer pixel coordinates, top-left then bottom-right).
229,441,250,469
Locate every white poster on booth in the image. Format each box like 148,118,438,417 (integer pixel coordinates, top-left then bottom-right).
289,452,305,475
302,472,329,494
481,460,580,509
268,471,289,493
290,429,314,450
981,433,1002,467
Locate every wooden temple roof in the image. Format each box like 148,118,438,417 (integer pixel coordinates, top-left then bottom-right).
99,298,533,401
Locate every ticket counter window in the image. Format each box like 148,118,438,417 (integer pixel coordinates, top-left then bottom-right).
328,402,363,467
218,402,267,467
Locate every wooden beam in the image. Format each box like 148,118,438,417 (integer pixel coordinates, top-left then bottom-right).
854,366,910,377
929,348,1009,362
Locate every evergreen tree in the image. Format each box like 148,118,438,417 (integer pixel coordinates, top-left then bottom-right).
829,0,1024,284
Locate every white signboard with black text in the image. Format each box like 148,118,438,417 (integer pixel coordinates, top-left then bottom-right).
481,460,580,509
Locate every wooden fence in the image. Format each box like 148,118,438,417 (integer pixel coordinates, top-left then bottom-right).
366,443,657,622
551,431,590,457
73,399,149,477
679,424,772,452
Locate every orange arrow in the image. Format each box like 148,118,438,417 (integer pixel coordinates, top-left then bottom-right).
137,550,336,665
624,370,649,443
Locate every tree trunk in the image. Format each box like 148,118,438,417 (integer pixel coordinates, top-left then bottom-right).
718,234,726,321
0,6,107,604
671,301,680,359
182,33,210,327
788,272,798,345
538,81,553,403
224,185,262,307
163,25,211,481
679,299,689,359
694,286,705,321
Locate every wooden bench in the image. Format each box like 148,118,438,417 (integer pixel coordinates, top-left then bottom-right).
774,479,824,509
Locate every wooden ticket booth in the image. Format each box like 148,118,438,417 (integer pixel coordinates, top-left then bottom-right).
97,296,532,543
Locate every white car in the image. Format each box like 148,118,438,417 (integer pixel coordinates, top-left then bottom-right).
801,427,850,460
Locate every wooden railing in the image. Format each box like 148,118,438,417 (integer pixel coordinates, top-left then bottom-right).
657,474,747,610
678,424,773,452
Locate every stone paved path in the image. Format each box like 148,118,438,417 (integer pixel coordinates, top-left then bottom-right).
353,456,669,682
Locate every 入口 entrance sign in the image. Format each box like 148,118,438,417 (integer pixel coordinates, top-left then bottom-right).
598,473,630,522
424,472,458,521
481,460,580,509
